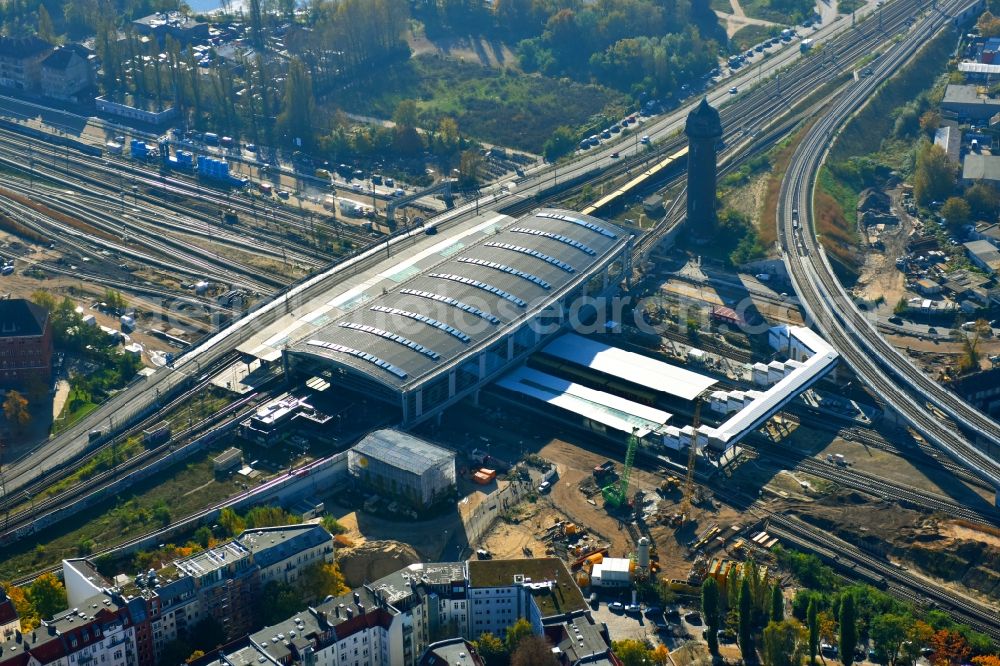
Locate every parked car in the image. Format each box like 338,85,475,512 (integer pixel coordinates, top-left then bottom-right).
609,602,625,613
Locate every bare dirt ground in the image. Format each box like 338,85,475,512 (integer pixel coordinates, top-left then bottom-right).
335,539,421,588
853,191,909,306
406,31,517,69
480,505,556,560
785,490,1000,607
335,509,461,563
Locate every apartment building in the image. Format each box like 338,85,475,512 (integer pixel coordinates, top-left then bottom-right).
0,36,52,91
60,524,334,665
0,592,147,666
190,558,599,666
40,45,92,100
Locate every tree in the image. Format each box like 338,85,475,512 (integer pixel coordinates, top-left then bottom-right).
543,126,576,162
104,289,126,313
37,5,55,43
29,573,67,620
277,58,316,151
4,584,39,630
193,526,213,548
505,618,534,653
3,390,30,431
963,182,999,222
703,576,721,655
871,614,913,666
158,638,195,666
972,657,1000,666
259,581,304,625
511,635,559,666
902,621,935,664
940,197,971,232
929,629,971,666
651,644,671,664
739,576,754,662
807,598,820,665
839,594,858,666
218,507,246,537
914,142,956,206
613,639,655,666
392,100,423,156
919,110,942,135
771,584,785,623
458,149,483,188
764,620,805,666
475,632,508,666
978,10,1000,36
297,562,348,602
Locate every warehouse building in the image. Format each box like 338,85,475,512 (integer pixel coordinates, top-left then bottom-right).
284,209,633,425
349,429,457,509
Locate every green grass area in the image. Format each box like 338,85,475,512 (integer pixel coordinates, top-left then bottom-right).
738,0,815,24
42,437,145,499
730,24,782,52
815,166,863,278
712,0,734,12
334,55,628,153
838,0,864,14
0,447,240,581
52,389,97,435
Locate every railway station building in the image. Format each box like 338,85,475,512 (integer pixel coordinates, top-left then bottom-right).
283,209,634,426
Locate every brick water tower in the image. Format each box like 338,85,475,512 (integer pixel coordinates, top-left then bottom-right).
685,97,724,237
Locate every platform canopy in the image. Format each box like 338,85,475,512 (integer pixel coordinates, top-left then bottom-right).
541,333,717,402
496,365,671,437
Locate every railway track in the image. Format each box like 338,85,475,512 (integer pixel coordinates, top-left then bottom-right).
763,512,1000,640
0,131,365,267
754,446,999,524
779,0,1000,495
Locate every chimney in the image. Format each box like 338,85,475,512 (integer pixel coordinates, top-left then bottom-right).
357,603,364,615
353,592,360,604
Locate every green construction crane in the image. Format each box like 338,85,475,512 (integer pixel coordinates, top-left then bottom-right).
603,428,639,508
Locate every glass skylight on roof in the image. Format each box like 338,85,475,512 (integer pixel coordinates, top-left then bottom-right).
399,289,502,325
427,273,527,307
456,257,551,289
536,211,617,238
509,227,596,256
485,242,575,273
306,339,408,379
338,322,441,360
370,305,471,343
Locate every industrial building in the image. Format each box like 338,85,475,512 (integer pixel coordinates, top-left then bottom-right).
349,429,457,509
284,209,633,425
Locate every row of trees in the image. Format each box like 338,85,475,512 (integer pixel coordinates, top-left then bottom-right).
770,547,996,665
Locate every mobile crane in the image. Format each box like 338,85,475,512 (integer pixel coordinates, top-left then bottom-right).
602,428,639,508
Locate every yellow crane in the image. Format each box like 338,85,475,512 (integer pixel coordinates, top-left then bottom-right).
680,398,702,522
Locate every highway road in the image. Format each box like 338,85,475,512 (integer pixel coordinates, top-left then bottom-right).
777,0,1000,500
0,0,927,500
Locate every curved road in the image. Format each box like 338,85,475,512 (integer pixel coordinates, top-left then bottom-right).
778,0,1000,500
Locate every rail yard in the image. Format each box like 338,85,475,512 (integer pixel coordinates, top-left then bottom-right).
0,0,998,663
